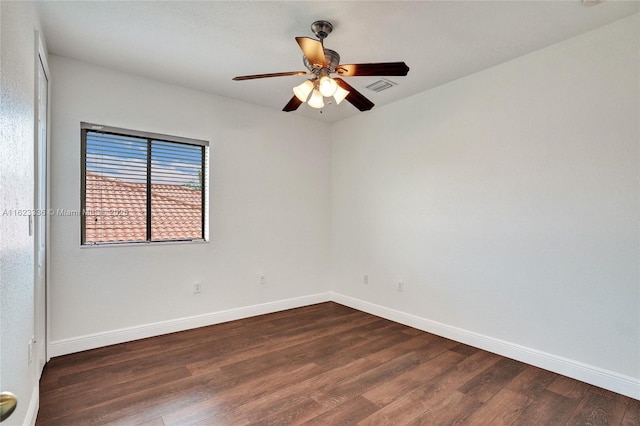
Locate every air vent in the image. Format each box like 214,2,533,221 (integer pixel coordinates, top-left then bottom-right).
366,79,397,93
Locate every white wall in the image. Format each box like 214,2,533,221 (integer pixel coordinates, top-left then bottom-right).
0,2,42,425
48,56,331,348
331,13,639,386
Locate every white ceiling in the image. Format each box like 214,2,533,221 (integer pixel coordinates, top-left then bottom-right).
36,1,639,123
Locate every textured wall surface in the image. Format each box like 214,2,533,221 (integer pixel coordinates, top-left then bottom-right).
0,2,39,425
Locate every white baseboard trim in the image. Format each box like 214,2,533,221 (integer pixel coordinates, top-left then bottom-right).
49,292,331,357
26,383,39,426
330,292,640,401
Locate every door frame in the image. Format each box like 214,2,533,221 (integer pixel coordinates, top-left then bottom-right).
34,31,51,374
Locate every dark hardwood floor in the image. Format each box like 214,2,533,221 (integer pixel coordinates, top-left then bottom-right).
37,302,639,425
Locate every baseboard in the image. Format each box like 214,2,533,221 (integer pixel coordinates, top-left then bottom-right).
330,291,640,401
49,292,331,357
26,383,39,426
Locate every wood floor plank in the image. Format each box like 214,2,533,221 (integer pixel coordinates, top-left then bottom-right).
406,390,484,425
311,351,424,408
449,342,481,356
294,321,414,369
363,333,455,366
38,366,192,420
243,398,323,426
566,387,630,425
302,396,379,425
357,349,502,425
228,357,381,424
622,398,640,425
36,302,639,426
458,357,527,402
464,388,531,425
505,364,558,399
44,368,230,426
134,418,165,426
162,362,325,426
547,373,592,400
362,349,464,407
186,309,379,375
511,389,580,425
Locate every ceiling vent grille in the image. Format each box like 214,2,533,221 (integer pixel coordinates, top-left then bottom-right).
366,79,397,93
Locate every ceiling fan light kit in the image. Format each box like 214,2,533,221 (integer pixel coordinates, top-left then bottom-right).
318,74,338,97
333,85,350,105
293,80,314,102
308,89,325,109
292,74,344,109
233,20,409,113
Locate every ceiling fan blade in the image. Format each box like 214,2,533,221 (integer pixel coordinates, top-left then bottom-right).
334,78,374,111
233,71,308,81
335,62,410,77
295,37,326,68
283,96,303,112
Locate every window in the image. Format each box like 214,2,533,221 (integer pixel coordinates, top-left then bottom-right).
81,122,208,245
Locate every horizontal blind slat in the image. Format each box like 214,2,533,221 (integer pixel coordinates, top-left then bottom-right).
150,140,203,241
83,129,206,244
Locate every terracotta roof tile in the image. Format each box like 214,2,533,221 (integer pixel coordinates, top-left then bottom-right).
85,172,202,243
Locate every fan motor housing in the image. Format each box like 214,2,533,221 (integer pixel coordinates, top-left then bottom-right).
304,48,340,73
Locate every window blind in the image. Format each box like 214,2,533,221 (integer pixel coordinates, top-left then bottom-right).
81,123,208,245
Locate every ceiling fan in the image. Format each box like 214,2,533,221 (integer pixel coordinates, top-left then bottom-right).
232,20,410,112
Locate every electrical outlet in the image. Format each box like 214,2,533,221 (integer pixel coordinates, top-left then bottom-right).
193,282,202,294
396,281,404,292
259,275,266,285
363,274,368,285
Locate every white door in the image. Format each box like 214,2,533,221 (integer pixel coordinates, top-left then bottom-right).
34,49,49,377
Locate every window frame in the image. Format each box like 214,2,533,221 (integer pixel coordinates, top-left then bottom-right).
80,122,209,246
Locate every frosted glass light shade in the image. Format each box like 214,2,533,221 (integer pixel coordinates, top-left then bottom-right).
307,90,325,109
333,86,350,105
293,80,314,102
318,76,338,97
